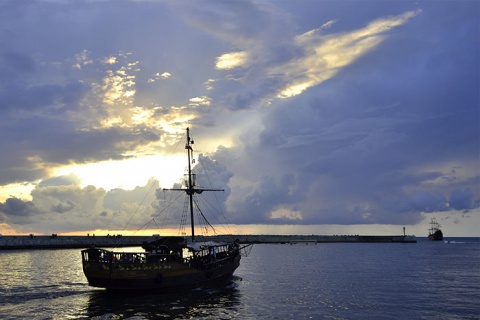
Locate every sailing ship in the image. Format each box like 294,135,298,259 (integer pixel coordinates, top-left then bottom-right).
81,128,251,291
428,217,443,241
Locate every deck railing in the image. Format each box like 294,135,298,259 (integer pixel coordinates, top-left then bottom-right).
82,246,239,272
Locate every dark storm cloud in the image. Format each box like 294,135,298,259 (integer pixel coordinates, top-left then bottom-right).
449,189,476,211
218,0,480,224
154,154,234,225
51,200,76,214
0,197,39,217
208,1,479,227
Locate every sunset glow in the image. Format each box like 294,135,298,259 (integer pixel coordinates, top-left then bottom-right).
55,154,188,191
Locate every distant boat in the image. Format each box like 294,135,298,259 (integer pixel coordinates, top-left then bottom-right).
81,127,252,292
428,218,443,241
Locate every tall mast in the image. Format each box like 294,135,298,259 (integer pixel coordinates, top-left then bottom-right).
186,127,195,242
165,127,224,243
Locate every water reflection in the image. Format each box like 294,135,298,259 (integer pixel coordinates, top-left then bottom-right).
84,278,243,319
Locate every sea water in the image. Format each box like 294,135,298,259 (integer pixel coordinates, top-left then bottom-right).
0,238,478,319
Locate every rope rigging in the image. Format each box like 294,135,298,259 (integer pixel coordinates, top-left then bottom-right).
114,127,244,244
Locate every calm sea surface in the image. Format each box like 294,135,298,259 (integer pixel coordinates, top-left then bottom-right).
0,238,479,320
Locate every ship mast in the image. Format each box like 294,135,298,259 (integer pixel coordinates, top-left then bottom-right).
186,127,196,241
166,128,224,242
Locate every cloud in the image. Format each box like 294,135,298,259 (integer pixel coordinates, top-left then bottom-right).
276,10,421,98
0,48,173,185
202,8,421,109
73,49,93,69
449,189,475,211
0,177,162,233
148,72,171,83
51,200,76,214
0,197,40,218
0,0,478,235
216,52,249,70
205,2,480,225
39,174,82,187
189,96,212,106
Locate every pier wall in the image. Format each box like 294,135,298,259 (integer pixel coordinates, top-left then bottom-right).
0,234,416,250
0,235,156,250
198,234,417,244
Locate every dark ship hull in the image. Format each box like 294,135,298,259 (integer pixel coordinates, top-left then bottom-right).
428,229,443,241
82,240,242,292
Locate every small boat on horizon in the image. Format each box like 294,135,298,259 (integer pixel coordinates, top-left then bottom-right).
428,217,443,241
81,128,252,292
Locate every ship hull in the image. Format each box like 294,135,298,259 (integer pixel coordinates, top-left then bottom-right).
82,250,240,292
428,230,443,241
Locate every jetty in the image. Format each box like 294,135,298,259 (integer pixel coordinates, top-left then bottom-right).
0,234,416,250
198,234,417,244
0,234,157,250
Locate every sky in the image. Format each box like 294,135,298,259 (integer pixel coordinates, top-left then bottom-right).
0,0,478,237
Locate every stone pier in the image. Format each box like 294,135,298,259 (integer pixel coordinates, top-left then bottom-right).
0,235,157,250
0,234,417,250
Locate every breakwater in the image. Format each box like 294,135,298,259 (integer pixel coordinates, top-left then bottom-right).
0,234,416,250
198,234,417,244
0,235,157,250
